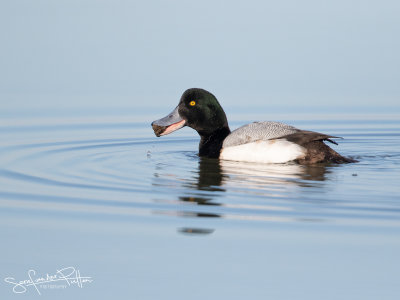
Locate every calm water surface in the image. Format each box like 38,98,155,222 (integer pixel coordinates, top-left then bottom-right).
1,106,400,299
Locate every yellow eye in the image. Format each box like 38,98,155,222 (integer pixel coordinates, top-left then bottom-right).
189,101,196,106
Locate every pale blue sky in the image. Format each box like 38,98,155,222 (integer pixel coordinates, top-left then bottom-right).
1,0,399,110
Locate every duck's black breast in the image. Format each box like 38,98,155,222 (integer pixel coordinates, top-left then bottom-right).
198,127,231,158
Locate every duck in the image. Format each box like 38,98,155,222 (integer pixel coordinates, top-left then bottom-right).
151,88,356,164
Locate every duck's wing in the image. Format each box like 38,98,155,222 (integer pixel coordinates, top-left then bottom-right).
222,121,300,148
278,130,341,146
223,121,341,148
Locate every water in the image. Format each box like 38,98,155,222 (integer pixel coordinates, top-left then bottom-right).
1,106,400,299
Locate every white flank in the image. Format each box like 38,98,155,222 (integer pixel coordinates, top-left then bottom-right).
220,139,306,164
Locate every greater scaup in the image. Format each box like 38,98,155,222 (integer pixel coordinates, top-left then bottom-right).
151,88,356,164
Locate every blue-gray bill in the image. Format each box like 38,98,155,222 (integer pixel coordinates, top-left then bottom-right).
151,106,186,137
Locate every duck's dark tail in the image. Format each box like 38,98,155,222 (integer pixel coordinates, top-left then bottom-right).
295,140,357,164
279,130,357,165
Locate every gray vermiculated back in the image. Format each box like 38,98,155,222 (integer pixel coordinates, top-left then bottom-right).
222,121,300,148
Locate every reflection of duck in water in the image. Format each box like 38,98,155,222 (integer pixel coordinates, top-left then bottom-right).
219,160,331,189
188,157,331,192
178,157,224,214
152,88,356,164
194,157,226,191
153,153,332,235
178,156,331,208
175,158,223,235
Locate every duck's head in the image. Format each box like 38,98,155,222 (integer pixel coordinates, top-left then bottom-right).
151,88,229,137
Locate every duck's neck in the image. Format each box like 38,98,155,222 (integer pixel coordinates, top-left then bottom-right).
198,126,231,158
